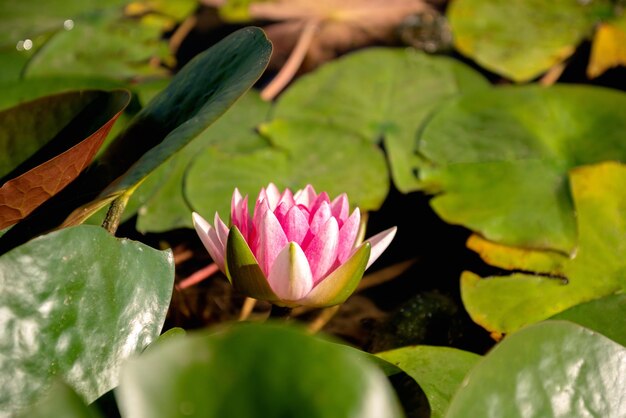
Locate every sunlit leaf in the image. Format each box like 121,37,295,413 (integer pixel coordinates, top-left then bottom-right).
0,90,130,229
461,162,626,334
377,346,480,418
0,225,174,416
116,322,405,418
448,0,612,82
272,47,488,193
445,321,626,418
587,16,626,78
418,85,626,253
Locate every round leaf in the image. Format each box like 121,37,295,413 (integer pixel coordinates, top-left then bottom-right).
445,321,626,418
448,0,611,81
419,85,626,253
0,225,174,416
116,322,405,418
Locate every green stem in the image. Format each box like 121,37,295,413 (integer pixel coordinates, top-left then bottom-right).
101,193,131,235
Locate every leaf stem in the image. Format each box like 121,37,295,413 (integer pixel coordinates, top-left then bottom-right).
101,193,131,235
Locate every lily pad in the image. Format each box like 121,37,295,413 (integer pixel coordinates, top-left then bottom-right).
271,47,489,193
185,119,389,220
19,380,101,418
0,225,174,416
447,0,612,82
0,89,130,229
551,293,626,347
116,322,405,418
462,161,626,334
445,321,626,418
418,84,626,253
377,346,480,418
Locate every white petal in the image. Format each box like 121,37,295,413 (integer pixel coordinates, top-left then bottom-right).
365,226,397,269
192,212,226,272
267,242,313,301
214,212,229,247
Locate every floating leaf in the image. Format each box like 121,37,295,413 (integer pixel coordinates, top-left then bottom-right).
587,15,626,78
448,0,611,82
0,90,130,230
445,321,626,418
462,162,626,334
185,119,389,220
24,12,170,81
116,322,405,418
272,47,488,193
0,225,174,416
377,346,480,418
418,85,626,253
551,293,626,347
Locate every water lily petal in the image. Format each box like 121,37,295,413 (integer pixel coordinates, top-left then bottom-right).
337,208,361,263
257,210,289,276
226,226,278,301
192,212,226,272
294,184,317,207
278,187,295,207
282,205,309,245
265,183,281,210
331,193,350,225
267,242,313,301
304,217,339,284
309,192,331,217
214,212,229,247
299,242,370,308
365,227,397,269
309,201,332,235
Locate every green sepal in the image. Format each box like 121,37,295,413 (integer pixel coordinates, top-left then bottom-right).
300,242,371,308
226,226,279,302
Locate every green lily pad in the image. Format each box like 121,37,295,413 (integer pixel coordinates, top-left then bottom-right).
377,346,480,418
418,85,626,253
186,119,389,221
116,322,405,418
447,0,612,82
445,321,626,418
551,293,626,347
271,47,489,193
23,12,170,81
462,161,626,334
132,91,270,232
19,380,101,418
0,225,174,416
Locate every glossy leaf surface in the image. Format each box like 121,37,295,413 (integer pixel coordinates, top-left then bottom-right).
377,346,480,418
419,85,626,253
0,90,130,229
0,225,174,416
445,321,626,418
117,322,405,418
462,162,626,334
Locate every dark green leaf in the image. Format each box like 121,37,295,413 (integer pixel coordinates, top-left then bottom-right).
0,225,174,416
116,322,405,418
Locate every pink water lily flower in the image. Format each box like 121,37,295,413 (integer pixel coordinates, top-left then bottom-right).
193,184,396,307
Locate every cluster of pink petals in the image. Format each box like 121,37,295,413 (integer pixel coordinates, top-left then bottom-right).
193,183,396,303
